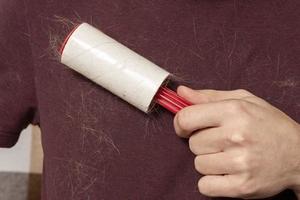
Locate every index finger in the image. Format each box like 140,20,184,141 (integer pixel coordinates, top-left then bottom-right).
174,101,228,138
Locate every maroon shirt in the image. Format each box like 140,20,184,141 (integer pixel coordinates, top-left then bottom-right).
1,0,299,199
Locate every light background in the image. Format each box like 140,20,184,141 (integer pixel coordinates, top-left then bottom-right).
0,125,43,200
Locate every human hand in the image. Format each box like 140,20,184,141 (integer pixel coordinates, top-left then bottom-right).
173,86,300,199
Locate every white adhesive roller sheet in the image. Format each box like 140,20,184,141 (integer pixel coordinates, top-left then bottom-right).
61,23,170,113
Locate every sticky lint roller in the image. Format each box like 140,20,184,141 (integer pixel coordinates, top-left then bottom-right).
59,23,192,114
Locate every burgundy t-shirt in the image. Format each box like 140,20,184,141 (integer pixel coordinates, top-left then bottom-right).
1,0,299,199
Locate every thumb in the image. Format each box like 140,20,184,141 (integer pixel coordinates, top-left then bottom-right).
177,86,211,104
177,86,253,104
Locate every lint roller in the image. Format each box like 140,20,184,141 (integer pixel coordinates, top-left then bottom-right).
59,23,192,114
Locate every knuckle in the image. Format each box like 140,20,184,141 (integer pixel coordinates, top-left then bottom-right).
234,153,252,172
237,155,249,170
226,100,248,114
238,110,252,125
238,180,257,197
235,89,252,96
239,185,253,197
236,122,253,143
227,133,246,145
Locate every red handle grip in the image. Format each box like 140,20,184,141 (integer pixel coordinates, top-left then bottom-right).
154,87,193,114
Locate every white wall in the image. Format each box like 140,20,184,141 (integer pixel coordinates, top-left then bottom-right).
0,125,43,173
0,125,43,200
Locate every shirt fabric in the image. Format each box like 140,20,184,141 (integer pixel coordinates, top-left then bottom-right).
0,0,299,199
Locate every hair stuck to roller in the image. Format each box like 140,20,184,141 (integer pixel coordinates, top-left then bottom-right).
47,15,81,61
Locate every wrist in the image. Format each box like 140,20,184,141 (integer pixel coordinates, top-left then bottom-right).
290,123,300,198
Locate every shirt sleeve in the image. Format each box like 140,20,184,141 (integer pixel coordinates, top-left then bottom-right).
0,0,39,147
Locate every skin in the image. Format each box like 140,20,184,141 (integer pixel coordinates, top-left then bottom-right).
173,86,300,199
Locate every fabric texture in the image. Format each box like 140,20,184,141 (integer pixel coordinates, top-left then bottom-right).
0,0,38,147
0,0,299,199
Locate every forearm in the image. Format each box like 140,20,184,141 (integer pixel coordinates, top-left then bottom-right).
292,124,300,199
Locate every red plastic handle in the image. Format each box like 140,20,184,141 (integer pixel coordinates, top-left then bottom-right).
154,87,193,114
